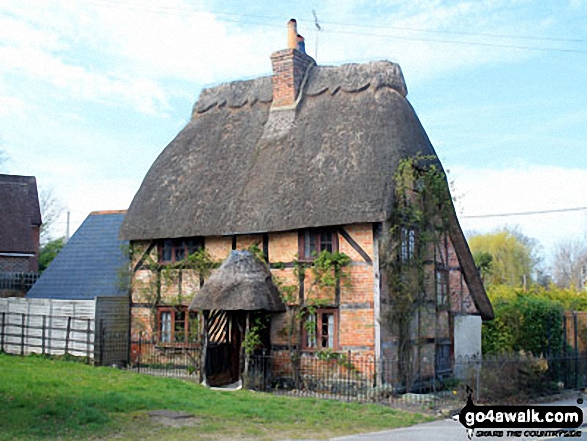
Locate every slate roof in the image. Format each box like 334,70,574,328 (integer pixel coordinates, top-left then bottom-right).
27,211,129,300
0,174,41,253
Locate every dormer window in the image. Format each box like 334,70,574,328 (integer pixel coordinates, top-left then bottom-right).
158,237,204,263
298,229,338,260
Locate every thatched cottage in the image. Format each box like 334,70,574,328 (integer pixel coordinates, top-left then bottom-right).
120,19,493,387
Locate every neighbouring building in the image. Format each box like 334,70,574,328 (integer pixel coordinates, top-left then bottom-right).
26,210,131,365
120,19,493,387
0,174,42,296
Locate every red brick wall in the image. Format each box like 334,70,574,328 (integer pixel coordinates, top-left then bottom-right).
0,256,32,272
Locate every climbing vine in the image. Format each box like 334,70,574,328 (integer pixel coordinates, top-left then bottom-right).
380,154,453,388
130,242,218,337
271,249,351,385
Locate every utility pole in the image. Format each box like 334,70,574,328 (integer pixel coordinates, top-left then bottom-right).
65,211,70,243
312,9,322,61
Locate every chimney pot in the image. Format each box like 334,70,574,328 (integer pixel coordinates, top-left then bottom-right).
297,34,306,54
270,19,315,108
287,19,297,49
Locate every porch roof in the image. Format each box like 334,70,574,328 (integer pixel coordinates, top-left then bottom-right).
189,250,286,312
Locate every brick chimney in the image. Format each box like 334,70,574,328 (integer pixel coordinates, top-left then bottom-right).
270,19,315,108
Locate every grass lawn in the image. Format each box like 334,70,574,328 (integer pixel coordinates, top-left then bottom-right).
0,353,433,440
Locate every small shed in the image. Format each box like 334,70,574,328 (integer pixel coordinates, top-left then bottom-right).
25,210,130,365
190,250,285,386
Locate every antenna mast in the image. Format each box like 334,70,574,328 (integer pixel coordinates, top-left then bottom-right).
312,9,322,61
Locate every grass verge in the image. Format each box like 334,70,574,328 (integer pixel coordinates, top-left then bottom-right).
0,353,432,440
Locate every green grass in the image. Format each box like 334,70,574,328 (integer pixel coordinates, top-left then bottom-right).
0,353,432,440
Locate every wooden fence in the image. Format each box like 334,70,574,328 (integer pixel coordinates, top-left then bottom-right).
0,311,94,360
0,297,130,364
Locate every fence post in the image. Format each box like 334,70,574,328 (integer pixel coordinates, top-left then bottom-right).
574,313,579,389
65,316,72,356
86,319,91,364
475,358,481,403
137,332,142,374
20,313,25,355
0,312,5,353
347,350,352,402
41,315,46,356
99,320,105,366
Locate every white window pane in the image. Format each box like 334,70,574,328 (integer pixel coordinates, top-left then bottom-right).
306,314,317,348
327,314,334,348
160,312,171,342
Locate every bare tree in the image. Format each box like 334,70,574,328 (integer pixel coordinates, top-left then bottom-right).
551,238,587,289
39,187,64,245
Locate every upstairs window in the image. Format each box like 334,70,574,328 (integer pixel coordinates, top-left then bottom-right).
436,268,449,308
299,229,338,260
400,227,416,262
159,237,203,263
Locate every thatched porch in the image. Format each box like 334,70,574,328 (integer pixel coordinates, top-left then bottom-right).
189,250,285,386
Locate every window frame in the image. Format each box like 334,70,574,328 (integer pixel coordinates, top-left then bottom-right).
298,229,339,261
400,227,416,262
436,266,449,308
156,306,200,345
435,340,453,375
301,308,339,350
158,237,204,264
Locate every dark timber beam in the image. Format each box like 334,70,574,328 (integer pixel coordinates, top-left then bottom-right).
338,228,373,263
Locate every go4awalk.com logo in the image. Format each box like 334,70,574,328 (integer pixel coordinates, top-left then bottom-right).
457,387,583,439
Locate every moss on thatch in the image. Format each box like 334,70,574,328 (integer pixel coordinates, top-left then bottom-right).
189,250,285,312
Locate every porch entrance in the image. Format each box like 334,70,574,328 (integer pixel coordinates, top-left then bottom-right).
189,250,286,388
203,310,272,387
204,310,245,387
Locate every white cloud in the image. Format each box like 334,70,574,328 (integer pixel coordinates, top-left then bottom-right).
0,0,560,117
0,95,27,117
451,165,587,256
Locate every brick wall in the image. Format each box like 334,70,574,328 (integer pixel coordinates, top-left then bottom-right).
0,256,33,272
129,225,379,354
206,236,232,261
128,224,480,366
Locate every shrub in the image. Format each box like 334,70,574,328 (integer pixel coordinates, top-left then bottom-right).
482,287,564,355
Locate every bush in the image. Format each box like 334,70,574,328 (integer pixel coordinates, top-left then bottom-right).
459,353,558,404
482,286,564,355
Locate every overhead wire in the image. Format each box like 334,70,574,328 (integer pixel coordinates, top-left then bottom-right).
81,0,587,54
462,206,587,219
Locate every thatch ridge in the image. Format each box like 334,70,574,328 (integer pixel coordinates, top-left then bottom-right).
120,60,434,240
189,250,285,312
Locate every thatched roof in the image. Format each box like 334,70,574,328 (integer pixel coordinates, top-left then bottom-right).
447,207,494,320
189,250,285,312
120,60,437,240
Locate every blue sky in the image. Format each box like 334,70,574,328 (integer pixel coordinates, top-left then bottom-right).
1,0,586,268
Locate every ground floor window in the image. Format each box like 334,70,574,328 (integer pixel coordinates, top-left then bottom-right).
303,309,338,350
157,306,199,343
435,341,452,374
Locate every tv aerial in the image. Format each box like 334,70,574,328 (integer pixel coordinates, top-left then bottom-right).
312,9,323,61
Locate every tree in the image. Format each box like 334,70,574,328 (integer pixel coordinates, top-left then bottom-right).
551,238,587,290
468,227,537,288
472,250,493,282
39,187,64,245
38,237,65,272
